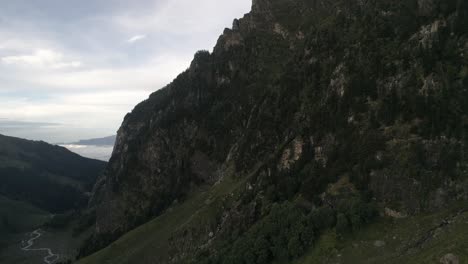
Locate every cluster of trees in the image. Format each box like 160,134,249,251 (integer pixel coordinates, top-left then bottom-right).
1,214,16,234
196,198,377,264
193,0,465,262
0,168,88,212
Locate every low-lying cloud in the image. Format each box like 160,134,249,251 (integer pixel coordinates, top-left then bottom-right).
0,119,60,129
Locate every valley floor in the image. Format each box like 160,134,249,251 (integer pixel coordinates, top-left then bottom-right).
0,196,91,264
1,225,91,264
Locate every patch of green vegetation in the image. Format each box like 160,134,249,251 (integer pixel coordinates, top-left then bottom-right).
295,230,338,264
0,157,30,170
0,195,50,235
296,204,468,264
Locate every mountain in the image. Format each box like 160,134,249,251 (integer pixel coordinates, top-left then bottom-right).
69,136,117,146
79,0,468,263
0,134,106,213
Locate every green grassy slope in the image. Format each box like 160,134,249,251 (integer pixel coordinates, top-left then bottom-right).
296,203,468,264
80,176,467,264
78,174,245,264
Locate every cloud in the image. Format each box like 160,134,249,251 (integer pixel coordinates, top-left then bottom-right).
20,52,186,91
1,49,82,69
0,0,252,143
0,119,60,129
127,34,147,43
113,0,251,36
0,91,149,125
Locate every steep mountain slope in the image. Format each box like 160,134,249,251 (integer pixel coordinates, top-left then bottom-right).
79,193,468,264
0,134,106,212
82,0,468,263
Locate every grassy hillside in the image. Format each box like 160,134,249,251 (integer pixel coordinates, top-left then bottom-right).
0,195,50,235
79,176,468,264
0,134,106,212
296,203,468,264
78,172,248,264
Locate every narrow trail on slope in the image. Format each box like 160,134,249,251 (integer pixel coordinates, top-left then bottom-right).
21,229,59,264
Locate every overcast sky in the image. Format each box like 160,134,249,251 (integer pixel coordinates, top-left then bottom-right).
0,0,251,143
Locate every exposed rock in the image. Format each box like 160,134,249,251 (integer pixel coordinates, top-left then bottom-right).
327,176,357,196
224,33,243,50
385,208,408,219
420,74,440,96
373,240,386,247
329,63,348,97
440,253,459,264
314,134,337,167
232,19,240,31
296,31,305,40
273,23,289,39
279,137,304,170
412,19,447,49
314,146,327,166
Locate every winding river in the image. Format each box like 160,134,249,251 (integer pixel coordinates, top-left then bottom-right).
21,229,59,264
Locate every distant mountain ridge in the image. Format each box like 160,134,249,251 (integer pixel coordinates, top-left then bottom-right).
64,135,116,146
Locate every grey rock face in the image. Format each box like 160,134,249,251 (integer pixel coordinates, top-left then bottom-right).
373,240,386,247
440,253,459,264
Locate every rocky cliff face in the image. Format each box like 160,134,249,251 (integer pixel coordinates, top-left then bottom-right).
84,0,468,259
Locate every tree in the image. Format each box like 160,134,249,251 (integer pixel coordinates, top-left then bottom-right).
288,236,304,259
1,215,10,232
310,206,336,230
336,213,350,235
254,237,271,264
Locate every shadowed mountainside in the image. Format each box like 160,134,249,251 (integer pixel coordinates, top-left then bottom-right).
81,0,468,263
0,134,106,213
